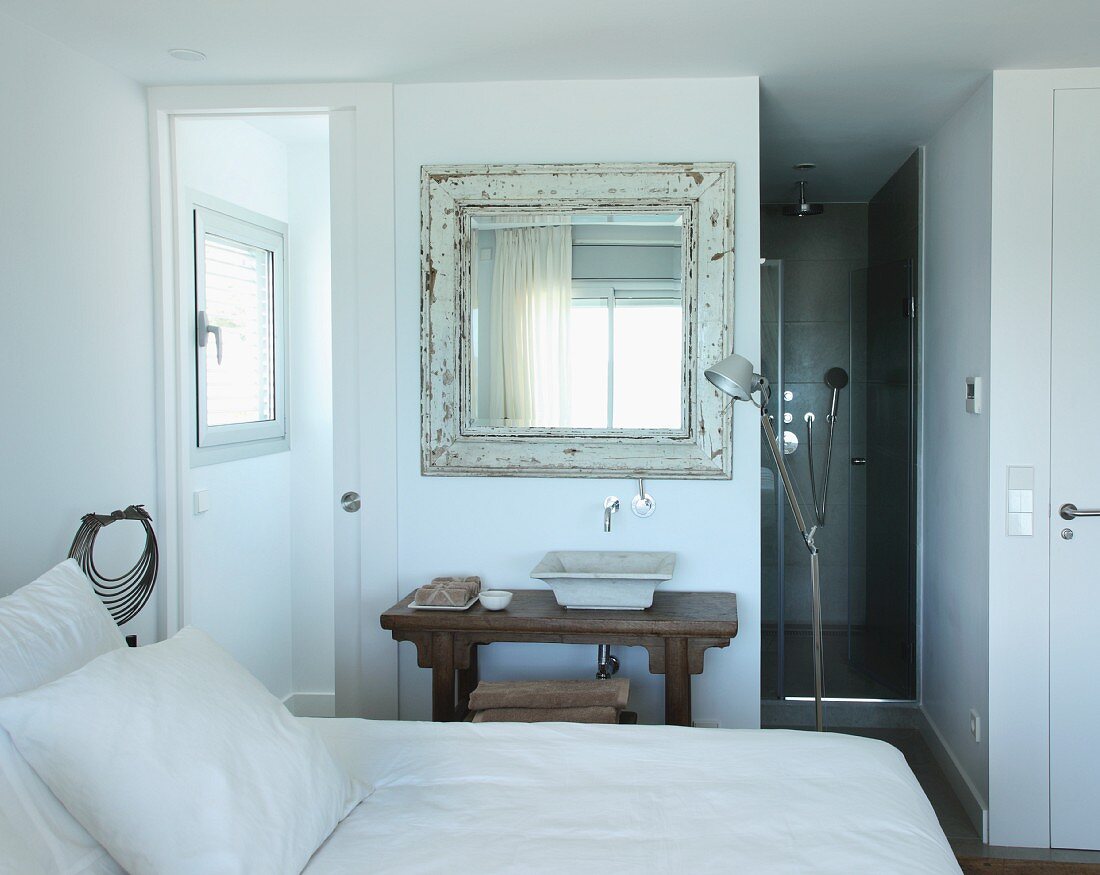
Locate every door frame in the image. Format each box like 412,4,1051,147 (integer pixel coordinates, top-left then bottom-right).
147,84,398,719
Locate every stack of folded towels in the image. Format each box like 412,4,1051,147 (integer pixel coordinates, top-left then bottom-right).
414,575,481,607
468,678,630,724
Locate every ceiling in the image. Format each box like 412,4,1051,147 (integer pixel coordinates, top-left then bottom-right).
3,0,1099,201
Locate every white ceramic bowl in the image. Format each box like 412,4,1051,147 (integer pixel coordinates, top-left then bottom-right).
479,590,513,611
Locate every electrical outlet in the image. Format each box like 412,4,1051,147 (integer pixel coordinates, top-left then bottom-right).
969,709,981,743
692,719,719,729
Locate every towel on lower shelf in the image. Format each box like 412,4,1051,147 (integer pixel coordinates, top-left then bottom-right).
414,575,482,607
472,706,620,724
468,678,629,712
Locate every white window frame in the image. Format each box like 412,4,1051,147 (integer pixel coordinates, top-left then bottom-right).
570,279,683,430
189,192,289,462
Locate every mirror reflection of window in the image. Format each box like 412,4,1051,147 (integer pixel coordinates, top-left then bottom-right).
471,213,684,431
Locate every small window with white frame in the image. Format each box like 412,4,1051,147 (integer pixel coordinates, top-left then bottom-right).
191,195,288,459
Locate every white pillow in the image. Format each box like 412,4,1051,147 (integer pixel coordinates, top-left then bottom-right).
0,627,364,875
0,558,126,697
0,559,126,874
0,726,123,875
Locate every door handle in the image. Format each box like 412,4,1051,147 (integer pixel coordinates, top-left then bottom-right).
197,310,223,365
1059,503,1100,520
851,457,867,466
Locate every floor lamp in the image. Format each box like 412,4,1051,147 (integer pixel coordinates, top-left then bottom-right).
706,353,826,732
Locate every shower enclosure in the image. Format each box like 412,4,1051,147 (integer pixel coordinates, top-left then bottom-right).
761,255,917,703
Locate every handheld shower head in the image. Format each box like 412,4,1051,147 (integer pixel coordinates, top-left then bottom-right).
825,367,848,421
824,367,849,390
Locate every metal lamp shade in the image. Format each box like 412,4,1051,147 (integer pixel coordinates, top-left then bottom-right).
705,353,756,401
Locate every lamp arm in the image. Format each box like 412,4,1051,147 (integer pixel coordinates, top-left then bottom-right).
760,396,826,732
759,405,814,550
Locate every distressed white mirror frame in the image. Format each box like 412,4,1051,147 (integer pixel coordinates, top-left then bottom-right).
421,162,735,478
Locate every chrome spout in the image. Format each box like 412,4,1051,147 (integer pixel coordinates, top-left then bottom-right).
603,496,620,532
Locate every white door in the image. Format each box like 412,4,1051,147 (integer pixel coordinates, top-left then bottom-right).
1050,86,1100,851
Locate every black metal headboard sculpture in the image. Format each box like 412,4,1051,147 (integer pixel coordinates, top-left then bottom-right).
68,505,158,626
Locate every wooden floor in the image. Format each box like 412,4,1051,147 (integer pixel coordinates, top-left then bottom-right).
827,728,1100,873
959,860,1100,874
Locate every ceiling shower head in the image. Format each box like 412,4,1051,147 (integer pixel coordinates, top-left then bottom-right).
824,367,849,390
782,180,824,218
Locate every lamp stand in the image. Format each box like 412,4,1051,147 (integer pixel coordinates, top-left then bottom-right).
760,400,826,732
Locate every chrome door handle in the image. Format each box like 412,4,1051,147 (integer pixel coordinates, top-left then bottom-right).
851,457,867,466
1060,503,1100,520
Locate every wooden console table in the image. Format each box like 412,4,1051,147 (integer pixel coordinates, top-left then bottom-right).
379,590,738,726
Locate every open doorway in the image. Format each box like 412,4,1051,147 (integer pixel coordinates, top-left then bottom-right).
150,85,399,722
170,112,335,714
760,153,921,717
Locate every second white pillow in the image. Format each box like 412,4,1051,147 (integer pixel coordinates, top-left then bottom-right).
0,627,365,875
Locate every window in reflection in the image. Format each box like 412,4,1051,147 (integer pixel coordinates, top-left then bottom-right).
568,286,682,429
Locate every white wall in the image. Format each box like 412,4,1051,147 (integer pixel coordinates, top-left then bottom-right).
174,117,294,697
921,77,993,824
287,137,335,709
392,78,761,727
0,12,158,643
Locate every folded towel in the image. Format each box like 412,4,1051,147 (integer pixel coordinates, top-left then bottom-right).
430,575,481,594
472,706,620,724
414,575,481,607
468,679,629,712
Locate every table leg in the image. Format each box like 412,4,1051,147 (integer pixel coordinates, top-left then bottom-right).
456,644,479,721
430,631,456,722
664,637,692,726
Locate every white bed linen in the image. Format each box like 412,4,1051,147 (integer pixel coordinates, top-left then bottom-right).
304,719,961,874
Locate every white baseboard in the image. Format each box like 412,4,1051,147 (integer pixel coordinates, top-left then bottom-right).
917,706,989,843
283,692,336,718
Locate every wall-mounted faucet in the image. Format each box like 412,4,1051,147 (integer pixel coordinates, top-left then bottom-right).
603,496,620,532
631,478,656,518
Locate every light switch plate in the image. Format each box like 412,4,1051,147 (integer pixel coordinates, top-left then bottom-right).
193,489,210,514
1006,467,1034,536
966,377,982,414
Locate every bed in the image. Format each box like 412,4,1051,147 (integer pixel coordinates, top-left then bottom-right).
305,718,961,874
0,562,961,874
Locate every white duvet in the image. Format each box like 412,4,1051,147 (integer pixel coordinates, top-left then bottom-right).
305,719,961,874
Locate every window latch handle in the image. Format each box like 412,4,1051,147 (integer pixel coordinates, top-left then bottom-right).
196,310,223,365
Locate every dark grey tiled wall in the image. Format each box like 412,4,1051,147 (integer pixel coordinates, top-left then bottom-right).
761,204,868,630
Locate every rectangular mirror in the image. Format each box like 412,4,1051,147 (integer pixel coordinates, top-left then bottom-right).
421,163,735,478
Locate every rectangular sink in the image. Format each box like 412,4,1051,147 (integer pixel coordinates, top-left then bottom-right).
530,551,676,610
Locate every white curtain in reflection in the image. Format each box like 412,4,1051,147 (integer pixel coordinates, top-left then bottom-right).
487,220,572,427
